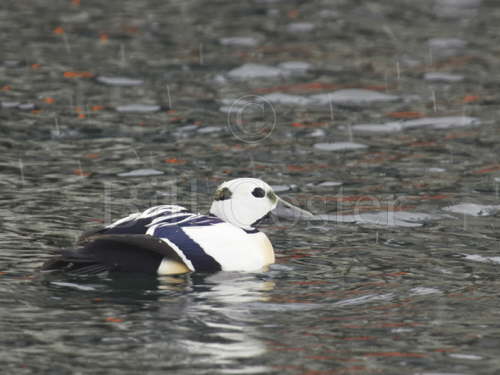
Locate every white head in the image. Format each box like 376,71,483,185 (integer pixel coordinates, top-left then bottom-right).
209,178,311,229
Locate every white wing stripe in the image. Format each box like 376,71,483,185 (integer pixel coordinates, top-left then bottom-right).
146,225,195,271
106,213,141,228
139,205,186,219
106,205,187,228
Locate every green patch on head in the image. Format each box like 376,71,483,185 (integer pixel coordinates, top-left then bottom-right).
214,187,232,201
267,190,278,203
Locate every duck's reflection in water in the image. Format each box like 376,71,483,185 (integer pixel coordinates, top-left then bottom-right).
158,272,275,374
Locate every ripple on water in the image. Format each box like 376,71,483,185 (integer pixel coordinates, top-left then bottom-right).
313,142,368,151
50,282,98,291
277,61,312,73
227,63,288,80
333,293,395,307
260,93,312,106
448,353,483,360
351,116,481,133
312,211,436,227
286,22,316,33
434,0,481,18
427,37,468,57
424,72,464,82
117,169,165,177
315,181,343,187
115,104,161,113
443,203,500,216
96,76,144,86
462,254,500,264
309,89,400,106
219,37,259,47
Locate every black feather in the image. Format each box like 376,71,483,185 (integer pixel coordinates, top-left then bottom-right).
77,217,153,243
42,234,186,275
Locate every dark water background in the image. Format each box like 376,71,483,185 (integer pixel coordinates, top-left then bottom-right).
2,0,500,374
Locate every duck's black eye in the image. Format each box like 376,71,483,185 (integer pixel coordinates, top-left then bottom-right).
252,187,266,198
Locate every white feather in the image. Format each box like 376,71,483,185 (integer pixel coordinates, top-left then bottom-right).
138,205,186,219
182,223,274,272
157,258,190,275
106,205,187,228
106,213,141,228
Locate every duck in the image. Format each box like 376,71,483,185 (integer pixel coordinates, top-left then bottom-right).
42,178,312,275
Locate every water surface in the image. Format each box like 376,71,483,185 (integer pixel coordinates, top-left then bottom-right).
1,0,500,374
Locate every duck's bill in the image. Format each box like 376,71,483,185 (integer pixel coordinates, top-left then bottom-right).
273,197,314,220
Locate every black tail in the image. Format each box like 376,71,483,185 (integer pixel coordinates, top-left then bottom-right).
41,234,185,275
41,247,111,274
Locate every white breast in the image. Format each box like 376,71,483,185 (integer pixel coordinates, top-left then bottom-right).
182,223,275,272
